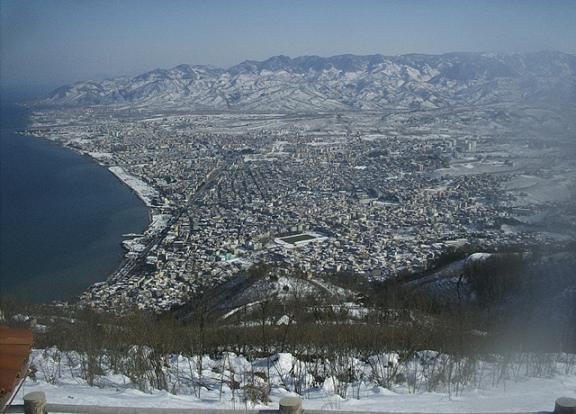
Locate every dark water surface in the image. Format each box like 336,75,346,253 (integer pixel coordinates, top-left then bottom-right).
0,101,149,302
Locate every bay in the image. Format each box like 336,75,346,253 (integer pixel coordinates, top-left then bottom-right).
0,100,149,303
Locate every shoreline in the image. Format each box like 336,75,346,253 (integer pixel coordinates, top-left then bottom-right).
20,127,160,220
106,165,158,209
17,118,169,294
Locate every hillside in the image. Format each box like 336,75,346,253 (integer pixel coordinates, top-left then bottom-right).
39,51,576,111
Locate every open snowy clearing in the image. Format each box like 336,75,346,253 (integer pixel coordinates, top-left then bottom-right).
13,376,575,412
13,349,576,412
108,166,159,207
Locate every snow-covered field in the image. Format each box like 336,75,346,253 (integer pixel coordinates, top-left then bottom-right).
108,166,159,207
504,174,576,206
13,349,576,412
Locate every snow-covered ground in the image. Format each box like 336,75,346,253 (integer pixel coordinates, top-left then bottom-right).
108,166,159,207
13,349,576,412
147,214,171,235
504,174,575,206
432,161,515,177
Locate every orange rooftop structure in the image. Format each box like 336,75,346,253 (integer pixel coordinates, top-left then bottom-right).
0,326,33,410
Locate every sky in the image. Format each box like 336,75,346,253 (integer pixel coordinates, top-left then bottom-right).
1,0,575,93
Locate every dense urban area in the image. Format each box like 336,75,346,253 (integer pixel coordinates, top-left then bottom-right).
25,105,576,312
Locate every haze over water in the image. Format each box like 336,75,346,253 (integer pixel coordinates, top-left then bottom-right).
0,96,149,302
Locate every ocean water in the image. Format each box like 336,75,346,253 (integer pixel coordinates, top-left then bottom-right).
0,100,149,302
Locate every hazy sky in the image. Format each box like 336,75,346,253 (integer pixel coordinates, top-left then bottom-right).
1,0,575,91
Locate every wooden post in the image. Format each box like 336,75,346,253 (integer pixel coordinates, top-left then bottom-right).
555,397,576,414
23,392,46,414
279,396,302,414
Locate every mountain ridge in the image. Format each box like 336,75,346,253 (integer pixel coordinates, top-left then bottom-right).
40,51,576,111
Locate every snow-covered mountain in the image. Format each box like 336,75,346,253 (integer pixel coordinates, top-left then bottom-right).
41,51,576,111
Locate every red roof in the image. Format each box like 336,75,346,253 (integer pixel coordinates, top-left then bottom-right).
0,326,33,409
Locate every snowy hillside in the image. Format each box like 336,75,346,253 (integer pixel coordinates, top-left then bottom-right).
40,51,576,111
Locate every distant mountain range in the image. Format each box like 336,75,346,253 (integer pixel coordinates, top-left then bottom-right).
41,51,576,111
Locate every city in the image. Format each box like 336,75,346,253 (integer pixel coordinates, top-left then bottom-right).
3,1,576,411
24,105,576,312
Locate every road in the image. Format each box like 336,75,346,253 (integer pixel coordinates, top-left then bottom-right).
108,160,228,284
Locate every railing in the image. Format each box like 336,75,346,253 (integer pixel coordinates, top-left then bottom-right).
4,393,576,414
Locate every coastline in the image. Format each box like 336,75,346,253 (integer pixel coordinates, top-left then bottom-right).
17,116,170,291
107,165,158,208
105,165,172,238
21,127,160,216
21,130,159,212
